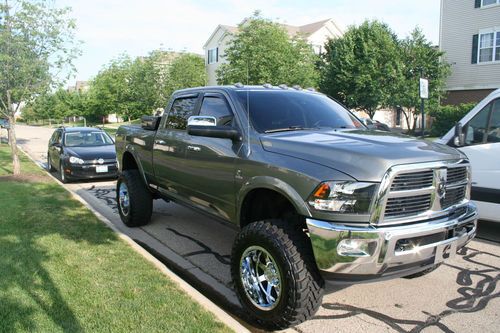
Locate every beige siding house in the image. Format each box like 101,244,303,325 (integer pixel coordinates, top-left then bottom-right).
203,19,343,86
440,0,500,104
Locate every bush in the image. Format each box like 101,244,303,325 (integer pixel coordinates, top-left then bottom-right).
429,103,475,137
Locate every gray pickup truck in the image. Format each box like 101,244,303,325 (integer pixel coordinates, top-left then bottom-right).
115,85,478,329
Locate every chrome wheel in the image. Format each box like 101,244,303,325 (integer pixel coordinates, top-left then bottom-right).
240,246,282,311
60,163,65,181
118,182,130,216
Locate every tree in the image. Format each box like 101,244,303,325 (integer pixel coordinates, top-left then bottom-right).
320,20,402,119
0,0,79,174
167,53,206,95
391,28,450,132
216,14,319,87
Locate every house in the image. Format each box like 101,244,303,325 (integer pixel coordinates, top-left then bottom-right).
203,18,343,86
440,0,500,105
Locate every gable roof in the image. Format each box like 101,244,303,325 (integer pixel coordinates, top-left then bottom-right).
204,18,339,48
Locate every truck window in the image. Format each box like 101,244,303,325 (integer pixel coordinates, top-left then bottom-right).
236,90,361,133
199,96,234,126
465,103,491,145
486,100,500,143
166,97,198,130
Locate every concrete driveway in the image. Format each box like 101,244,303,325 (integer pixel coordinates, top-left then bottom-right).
15,124,500,332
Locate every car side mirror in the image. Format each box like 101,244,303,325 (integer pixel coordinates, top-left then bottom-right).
454,122,465,147
141,116,161,131
187,116,241,141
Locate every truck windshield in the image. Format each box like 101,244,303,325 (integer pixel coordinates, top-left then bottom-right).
236,90,363,133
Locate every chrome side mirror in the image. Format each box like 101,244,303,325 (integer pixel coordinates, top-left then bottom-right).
187,116,217,127
454,122,465,147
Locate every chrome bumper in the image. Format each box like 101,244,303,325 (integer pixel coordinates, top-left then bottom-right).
306,203,478,282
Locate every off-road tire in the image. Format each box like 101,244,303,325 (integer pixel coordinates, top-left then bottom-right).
403,263,442,279
231,219,324,330
116,169,152,227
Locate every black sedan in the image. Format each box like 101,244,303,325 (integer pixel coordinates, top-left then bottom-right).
47,127,118,183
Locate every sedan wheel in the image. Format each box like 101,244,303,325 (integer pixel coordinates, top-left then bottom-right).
59,162,68,183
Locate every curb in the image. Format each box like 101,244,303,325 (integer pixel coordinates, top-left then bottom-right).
17,146,250,333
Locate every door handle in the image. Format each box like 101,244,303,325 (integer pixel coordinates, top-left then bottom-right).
187,145,201,152
155,140,166,145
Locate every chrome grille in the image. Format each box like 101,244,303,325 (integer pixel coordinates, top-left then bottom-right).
390,170,434,191
441,187,466,209
446,167,467,184
371,160,471,225
385,194,432,217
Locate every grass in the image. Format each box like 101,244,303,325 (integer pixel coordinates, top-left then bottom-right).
0,146,232,333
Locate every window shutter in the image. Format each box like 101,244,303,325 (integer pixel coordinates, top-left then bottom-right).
471,34,479,64
475,0,481,8
216,47,219,62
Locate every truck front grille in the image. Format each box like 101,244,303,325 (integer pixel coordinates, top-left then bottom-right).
372,161,470,225
385,194,432,218
390,170,434,191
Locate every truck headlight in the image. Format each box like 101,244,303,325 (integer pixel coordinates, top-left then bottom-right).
307,181,378,214
69,156,84,165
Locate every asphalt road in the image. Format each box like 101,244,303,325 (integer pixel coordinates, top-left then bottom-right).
15,124,500,333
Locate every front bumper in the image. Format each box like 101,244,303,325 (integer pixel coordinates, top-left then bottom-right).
306,202,478,282
65,163,118,180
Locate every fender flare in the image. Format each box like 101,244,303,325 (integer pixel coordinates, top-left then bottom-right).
122,144,149,187
236,176,312,226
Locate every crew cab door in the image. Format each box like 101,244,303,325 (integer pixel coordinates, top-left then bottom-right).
182,92,241,221
459,98,500,222
152,94,200,199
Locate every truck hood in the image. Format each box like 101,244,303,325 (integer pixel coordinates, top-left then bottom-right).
260,129,464,182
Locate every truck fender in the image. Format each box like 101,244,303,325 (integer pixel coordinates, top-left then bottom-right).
122,144,150,188
236,176,313,224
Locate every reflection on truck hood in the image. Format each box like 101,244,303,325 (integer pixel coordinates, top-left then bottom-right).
260,129,464,182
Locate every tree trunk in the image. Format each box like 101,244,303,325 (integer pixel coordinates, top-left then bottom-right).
7,116,20,175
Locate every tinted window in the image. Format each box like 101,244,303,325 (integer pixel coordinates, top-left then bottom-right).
64,131,113,147
465,103,491,145
199,96,234,126
486,100,500,143
236,90,362,133
167,97,198,130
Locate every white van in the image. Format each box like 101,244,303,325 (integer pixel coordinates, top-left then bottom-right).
438,89,500,222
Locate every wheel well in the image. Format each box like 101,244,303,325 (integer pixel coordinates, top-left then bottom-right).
239,188,306,229
122,152,138,171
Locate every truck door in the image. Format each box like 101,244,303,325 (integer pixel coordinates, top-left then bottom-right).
183,92,241,222
152,94,200,200
459,98,500,222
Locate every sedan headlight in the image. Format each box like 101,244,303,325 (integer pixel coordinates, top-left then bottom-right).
69,156,84,165
308,181,379,214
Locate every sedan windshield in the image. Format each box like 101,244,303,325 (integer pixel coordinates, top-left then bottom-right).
236,90,363,133
64,131,114,147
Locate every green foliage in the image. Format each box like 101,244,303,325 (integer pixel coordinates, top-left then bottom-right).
429,103,475,137
167,53,207,93
216,14,319,87
0,0,80,117
320,20,401,118
391,28,450,131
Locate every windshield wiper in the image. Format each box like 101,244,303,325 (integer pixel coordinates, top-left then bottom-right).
264,126,313,134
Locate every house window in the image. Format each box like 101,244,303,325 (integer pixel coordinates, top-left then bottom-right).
478,31,500,63
481,0,499,6
207,48,218,64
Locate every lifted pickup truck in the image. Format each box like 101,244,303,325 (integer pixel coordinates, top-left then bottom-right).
115,85,478,329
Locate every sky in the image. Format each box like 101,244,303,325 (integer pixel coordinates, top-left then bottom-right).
57,0,442,82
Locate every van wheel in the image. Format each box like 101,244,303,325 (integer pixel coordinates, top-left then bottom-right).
116,169,152,227
231,219,324,330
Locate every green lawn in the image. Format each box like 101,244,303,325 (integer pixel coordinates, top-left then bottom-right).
0,146,231,333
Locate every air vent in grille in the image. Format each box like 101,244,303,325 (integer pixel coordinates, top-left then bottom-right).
385,194,432,217
390,170,434,191
446,167,467,184
441,187,466,209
